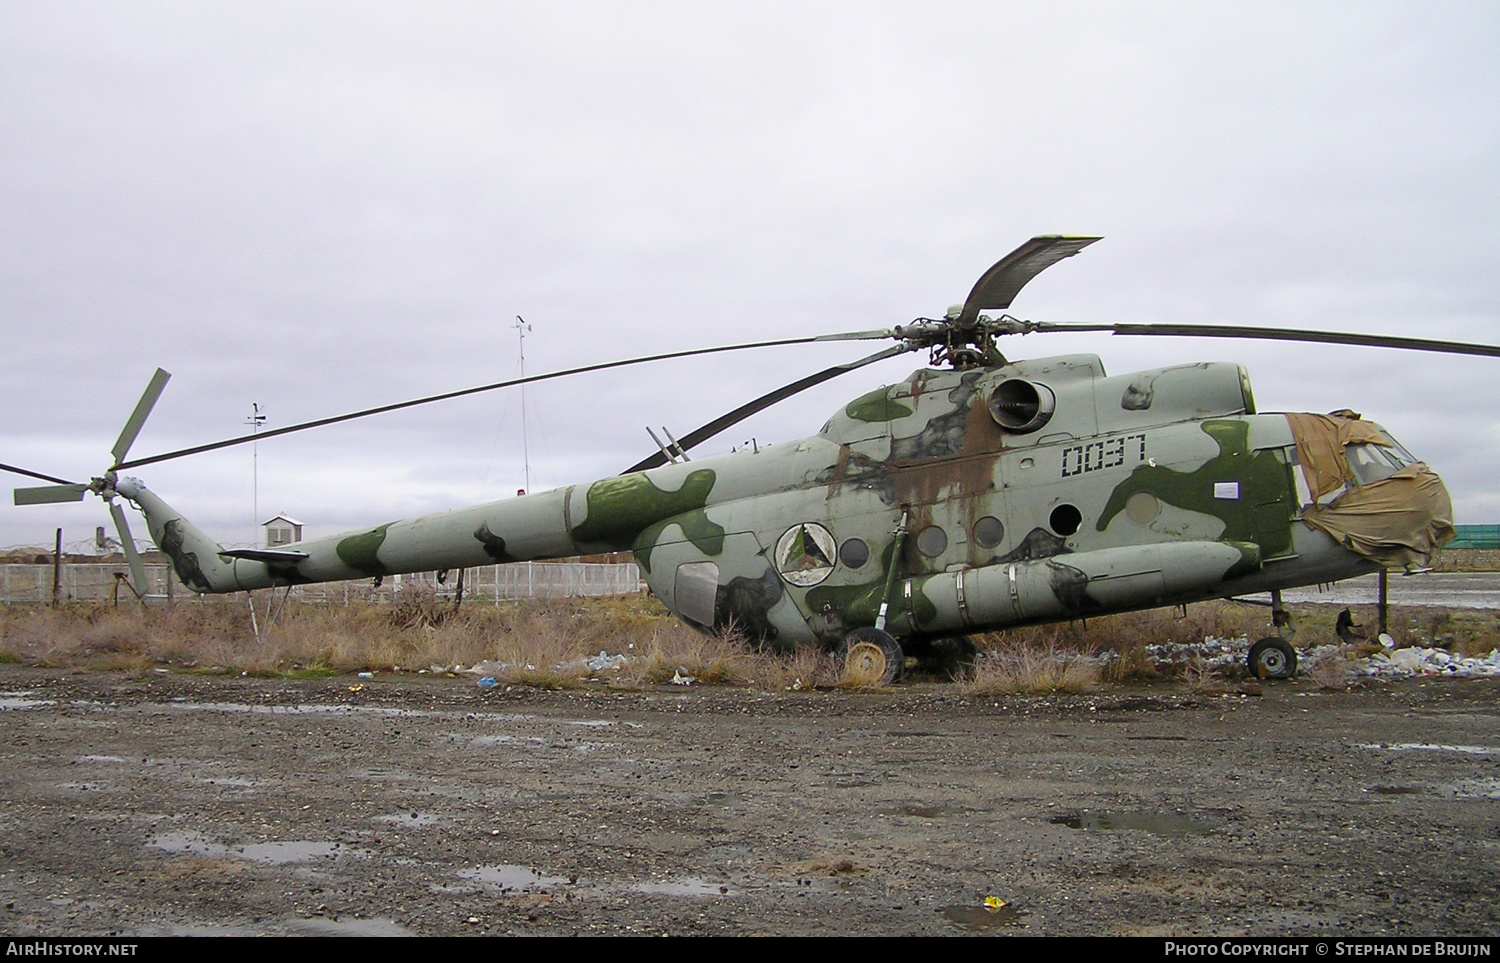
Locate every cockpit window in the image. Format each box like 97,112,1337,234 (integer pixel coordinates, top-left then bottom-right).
1345,442,1409,485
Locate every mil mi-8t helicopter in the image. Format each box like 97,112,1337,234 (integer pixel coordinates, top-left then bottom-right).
7,236,1479,683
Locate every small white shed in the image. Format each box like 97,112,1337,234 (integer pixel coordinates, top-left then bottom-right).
263,513,304,547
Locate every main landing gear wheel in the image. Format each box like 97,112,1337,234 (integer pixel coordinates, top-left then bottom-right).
1248,637,1298,680
839,627,905,685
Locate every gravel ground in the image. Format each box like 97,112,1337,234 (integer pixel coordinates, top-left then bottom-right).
0,664,1497,937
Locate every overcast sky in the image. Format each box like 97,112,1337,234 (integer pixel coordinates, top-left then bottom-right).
2,1,1497,552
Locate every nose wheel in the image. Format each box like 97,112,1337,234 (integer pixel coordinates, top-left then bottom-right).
1248,637,1298,680
1246,589,1299,679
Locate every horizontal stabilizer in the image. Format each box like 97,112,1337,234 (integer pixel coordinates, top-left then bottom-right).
14,483,90,506
218,548,311,563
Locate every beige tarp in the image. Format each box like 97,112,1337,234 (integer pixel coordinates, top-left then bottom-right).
1285,410,1392,499
1286,411,1456,570
1299,464,1456,570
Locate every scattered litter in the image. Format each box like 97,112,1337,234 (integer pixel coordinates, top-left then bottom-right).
582,650,629,672
941,899,1027,931
670,668,696,686
357,672,374,679
1358,647,1500,679
476,677,498,690
1138,636,1500,680
347,684,364,693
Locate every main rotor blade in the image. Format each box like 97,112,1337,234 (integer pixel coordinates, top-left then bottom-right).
110,501,149,598
624,342,917,474
14,483,90,506
1025,321,1500,358
111,368,171,466
116,332,897,471
957,235,1102,326
1,462,80,486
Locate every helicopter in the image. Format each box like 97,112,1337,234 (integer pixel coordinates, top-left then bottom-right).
6,235,1481,683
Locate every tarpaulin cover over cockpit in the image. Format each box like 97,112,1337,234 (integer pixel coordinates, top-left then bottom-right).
1285,411,1456,570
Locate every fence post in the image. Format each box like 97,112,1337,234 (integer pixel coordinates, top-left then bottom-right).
51,529,62,607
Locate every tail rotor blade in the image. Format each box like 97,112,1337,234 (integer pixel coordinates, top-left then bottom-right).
111,368,171,466
110,502,149,598
14,484,90,506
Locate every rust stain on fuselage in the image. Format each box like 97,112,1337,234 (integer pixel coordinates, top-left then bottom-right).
888,381,1007,574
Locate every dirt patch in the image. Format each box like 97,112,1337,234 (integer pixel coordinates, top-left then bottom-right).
0,664,1496,936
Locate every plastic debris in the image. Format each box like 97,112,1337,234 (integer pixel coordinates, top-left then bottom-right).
1358,646,1500,679
1124,636,1499,680
582,650,629,672
670,668,696,686
357,672,374,679
984,896,1006,910
347,684,364,692
476,677,498,690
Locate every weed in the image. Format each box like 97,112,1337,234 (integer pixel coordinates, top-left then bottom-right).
962,637,1100,696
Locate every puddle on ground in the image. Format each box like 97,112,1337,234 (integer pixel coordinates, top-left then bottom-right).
458,864,568,891
149,831,363,864
1367,785,1426,795
1051,812,1217,836
1445,778,1500,800
1358,743,1500,757
289,917,416,937
469,734,544,747
236,841,356,864
79,755,126,763
631,877,732,897
150,831,231,859
940,903,1027,931
163,701,537,724
160,917,415,937
0,692,56,710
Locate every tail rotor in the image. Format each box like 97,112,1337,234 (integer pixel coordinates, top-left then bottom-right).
6,368,172,598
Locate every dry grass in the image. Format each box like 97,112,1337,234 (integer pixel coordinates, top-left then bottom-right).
3,594,1495,692
961,632,1101,696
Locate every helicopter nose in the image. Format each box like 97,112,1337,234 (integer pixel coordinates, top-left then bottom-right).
1300,461,1456,571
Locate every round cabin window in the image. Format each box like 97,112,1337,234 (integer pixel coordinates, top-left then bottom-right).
972,516,1005,549
916,525,948,558
839,538,870,569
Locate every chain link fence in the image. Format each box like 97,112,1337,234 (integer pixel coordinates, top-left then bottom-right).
0,561,641,605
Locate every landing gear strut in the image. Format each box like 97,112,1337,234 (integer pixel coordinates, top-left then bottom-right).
1247,589,1299,680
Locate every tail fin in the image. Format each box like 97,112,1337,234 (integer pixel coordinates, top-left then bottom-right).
113,477,238,594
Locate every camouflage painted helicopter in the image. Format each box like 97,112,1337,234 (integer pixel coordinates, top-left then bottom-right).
7,236,1479,682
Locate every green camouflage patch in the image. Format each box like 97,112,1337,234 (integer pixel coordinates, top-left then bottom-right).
571,469,718,550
